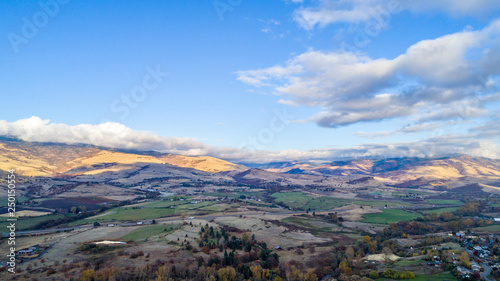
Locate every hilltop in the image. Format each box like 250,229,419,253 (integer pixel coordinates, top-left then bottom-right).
0,137,245,176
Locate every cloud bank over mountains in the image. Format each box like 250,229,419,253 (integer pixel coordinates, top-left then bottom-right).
1,116,498,163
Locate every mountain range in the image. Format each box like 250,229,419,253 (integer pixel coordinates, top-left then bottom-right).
1,137,500,198
258,156,500,182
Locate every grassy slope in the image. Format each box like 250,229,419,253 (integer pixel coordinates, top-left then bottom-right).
474,224,500,232
272,192,313,209
0,196,30,206
0,214,64,231
207,191,266,200
77,200,233,223
272,192,410,210
122,224,179,242
424,207,459,214
412,271,456,281
362,209,421,224
427,199,462,205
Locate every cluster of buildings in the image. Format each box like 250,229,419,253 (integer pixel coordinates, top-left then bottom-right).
456,265,474,279
456,261,483,279
472,245,491,259
5,245,50,265
461,236,494,260
455,233,500,279
452,232,478,239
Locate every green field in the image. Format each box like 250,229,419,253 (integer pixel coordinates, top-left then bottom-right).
272,192,313,209
272,192,410,210
133,198,231,210
439,242,462,251
474,224,500,232
0,196,30,206
282,217,317,228
207,190,267,200
412,271,456,281
76,200,235,224
304,197,347,209
306,197,410,209
122,224,179,242
362,209,421,224
341,232,364,242
392,190,433,197
199,203,238,212
427,199,462,205
424,207,459,214
389,258,426,267
85,206,177,222
134,199,191,208
376,271,456,281
0,214,64,231
176,201,217,210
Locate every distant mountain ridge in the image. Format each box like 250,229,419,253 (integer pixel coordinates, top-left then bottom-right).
0,138,246,176
1,138,500,185
257,155,500,182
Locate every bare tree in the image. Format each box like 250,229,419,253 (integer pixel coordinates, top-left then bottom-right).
382,247,392,263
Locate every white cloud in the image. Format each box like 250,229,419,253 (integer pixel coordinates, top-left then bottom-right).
0,116,208,155
401,0,500,17
293,0,500,30
237,20,500,127
294,0,390,30
0,116,498,163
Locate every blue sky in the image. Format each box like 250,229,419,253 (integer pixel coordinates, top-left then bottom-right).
1,0,500,163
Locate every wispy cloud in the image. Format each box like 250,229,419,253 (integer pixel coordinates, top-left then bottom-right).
469,120,500,138
258,18,281,25
356,121,459,138
294,0,391,30
257,18,287,38
293,0,500,30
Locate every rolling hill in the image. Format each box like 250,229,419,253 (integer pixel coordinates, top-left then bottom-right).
0,137,245,176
